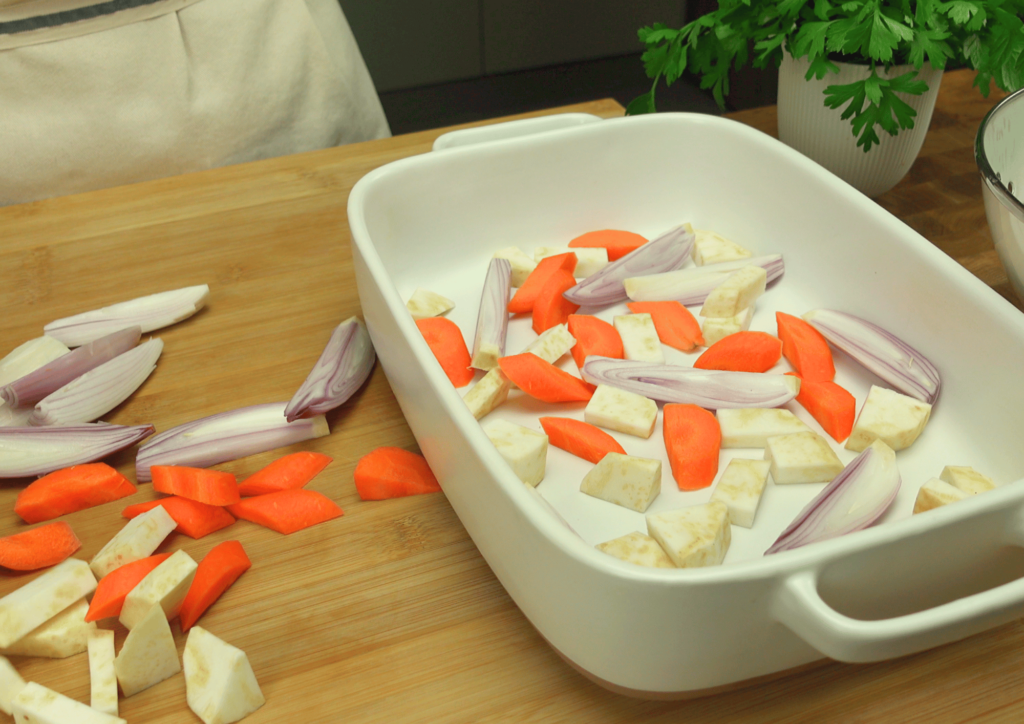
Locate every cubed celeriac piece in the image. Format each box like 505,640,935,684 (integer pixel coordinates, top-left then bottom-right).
405,289,455,320
0,558,97,648
481,419,548,487
913,478,970,514
701,305,754,346
845,385,932,452
765,431,844,484
534,246,608,278
940,466,997,495
114,602,181,697
12,682,126,724
581,453,661,513
522,323,575,364
710,459,771,528
700,265,767,318
2,597,95,659
584,384,658,439
463,368,511,420
596,532,675,568
90,504,177,578
493,246,537,287
120,549,198,630
691,228,753,266
646,500,731,568
89,629,117,717
0,656,25,715
717,408,811,448
613,313,664,363
184,626,265,724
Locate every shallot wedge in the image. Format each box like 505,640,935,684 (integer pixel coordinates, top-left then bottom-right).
624,254,785,304
44,284,210,347
563,225,694,307
30,338,163,426
284,317,376,422
803,309,941,404
0,336,69,386
470,258,512,370
0,405,32,427
2,327,141,409
0,424,155,477
581,356,799,408
135,402,329,483
765,439,900,554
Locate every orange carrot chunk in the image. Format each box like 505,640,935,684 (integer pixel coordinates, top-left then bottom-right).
227,489,343,534
532,269,580,334
693,331,782,373
415,317,475,387
663,404,721,491
237,451,333,497
569,229,648,261
567,314,623,370
776,311,835,382
498,353,595,403
788,373,856,443
151,466,240,506
85,553,172,622
178,540,251,632
121,497,236,539
626,301,704,352
539,417,626,464
0,522,82,571
354,447,442,500
508,253,577,314
14,463,137,524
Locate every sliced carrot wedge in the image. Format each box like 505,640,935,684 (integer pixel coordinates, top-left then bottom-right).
567,314,623,370
179,540,251,632
569,230,648,261
415,317,474,387
122,497,235,539
227,489,342,535
539,417,625,463
354,447,442,500
15,463,136,524
789,373,856,443
693,331,782,373
0,522,81,571
626,301,704,352
86,553,172,622
238,452,333,497
508,253,577,314
532,269,580,334
663,404,720,491
777,311,835,381
498,353,595,403
151,466,240,506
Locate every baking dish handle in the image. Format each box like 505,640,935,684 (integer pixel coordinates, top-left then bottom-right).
431,113,603,152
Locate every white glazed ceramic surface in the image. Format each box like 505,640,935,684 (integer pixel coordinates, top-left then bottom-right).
778,53,942,198
348,114,1024,695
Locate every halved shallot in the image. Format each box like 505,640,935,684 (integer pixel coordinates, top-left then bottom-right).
0,424,155,477
0,336,69,386
624,254,785,304
284,317,376,422
470,258,512,370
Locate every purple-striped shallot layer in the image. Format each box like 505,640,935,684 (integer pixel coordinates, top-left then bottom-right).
470,258,511,370
284,317,376,422
624,254,785,304
0,423,155,477
0,336,69,387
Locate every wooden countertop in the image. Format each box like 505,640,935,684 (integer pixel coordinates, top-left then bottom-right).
0,69,1019,723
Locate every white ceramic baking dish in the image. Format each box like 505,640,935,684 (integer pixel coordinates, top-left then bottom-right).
347,113,1024,697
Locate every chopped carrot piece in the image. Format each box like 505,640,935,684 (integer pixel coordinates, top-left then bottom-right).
238,451,333,497
0,522,81,571
663,404,721,491
498,353,595,403
227,489,342,534
569,229,648,261
122,497,236,539
178,541,251,632
776,312,835,381
508,253,577,314
354,447,442,500
626,301,704,352
788,373,856,443
693,331,782,372
539,417,625,464
415,317,474,387
151,466,240,506
532,269,580,334
567,314,623,370
85,553,172,622
14,463,136,524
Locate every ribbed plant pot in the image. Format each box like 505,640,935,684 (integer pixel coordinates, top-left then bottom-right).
777,52,943,198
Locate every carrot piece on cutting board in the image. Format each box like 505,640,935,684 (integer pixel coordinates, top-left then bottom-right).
663,404,721,491
354,447,442,500
569,230,648,261
85,553,172,622
498,353,595,403
227,489,342,534
14,463,136,524
776,312,835,381
122,497,235,539
0,522,81,571
151,466,240,506
532,269,580,334
539,417,625,464
508,252,577,314
788,373,856,443
178,540,251,632
693,331,782,373
567,314,623,370
415,317,474,387
626,301,704,352
238,452,333,497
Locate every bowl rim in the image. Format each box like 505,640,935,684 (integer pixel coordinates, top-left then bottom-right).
976,84,1024,222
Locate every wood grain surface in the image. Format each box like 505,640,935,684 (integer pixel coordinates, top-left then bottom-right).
0,74,1020,724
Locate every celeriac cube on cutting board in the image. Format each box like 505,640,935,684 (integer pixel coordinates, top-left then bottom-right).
90,505,177,578
2,597,94,659
0,558,97,649
184,626,265,724
120,549,198,630
115,603,181,697
12,681,125,724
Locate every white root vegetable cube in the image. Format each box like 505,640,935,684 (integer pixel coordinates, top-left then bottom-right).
711,459,771,528
493,246,537,287
614,313,664,363
89,629,117,717
12,682,126,724
913,478,970,514
646,501,731,568
184,627,265,724
90,504,177,578
534,246,608,278
114,602,181,698
717,408,811,448
482,419,548,487
0,656,25,715
845,385,932,452
765,431,844,484
691,229,753,266
120,549,198,630
940,466,997,495
581,453,661,513
0,558,97,648
463,368,511,420
700,265,767,318
585,384,657,439
596,532,675,568
522,323,575,364
701,305,754,346
2,597,95,659
405,289,455,320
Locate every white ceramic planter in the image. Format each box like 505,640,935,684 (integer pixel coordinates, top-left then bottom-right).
778,52,943,197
